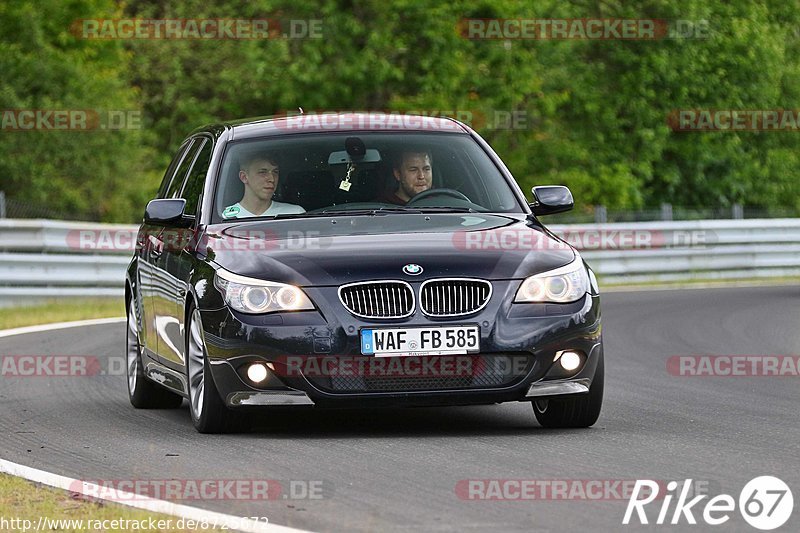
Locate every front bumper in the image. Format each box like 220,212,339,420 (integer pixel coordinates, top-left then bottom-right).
199,282,602,408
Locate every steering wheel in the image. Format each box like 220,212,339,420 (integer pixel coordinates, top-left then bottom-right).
407,188,471,204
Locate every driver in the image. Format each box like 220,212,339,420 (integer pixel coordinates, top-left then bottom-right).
223,152,305,218
378,149,433,205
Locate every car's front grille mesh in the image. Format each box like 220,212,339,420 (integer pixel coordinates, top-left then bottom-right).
420,279,492,317
302,354,534,393
339,281,414,319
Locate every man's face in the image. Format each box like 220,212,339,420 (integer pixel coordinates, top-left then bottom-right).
240,158,279,202
393,152,432,202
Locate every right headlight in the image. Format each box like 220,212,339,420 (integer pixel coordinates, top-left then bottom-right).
214,268,314,314
514,257,590,304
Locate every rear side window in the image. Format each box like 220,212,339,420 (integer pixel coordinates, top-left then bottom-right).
163,139,201,200
157,140,193,199
180,138,213,217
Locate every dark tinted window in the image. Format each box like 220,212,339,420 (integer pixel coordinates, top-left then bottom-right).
157,140,192,198
164,139,201,200
180,138,212,216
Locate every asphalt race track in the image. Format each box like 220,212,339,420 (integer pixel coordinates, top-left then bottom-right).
1,286,798,532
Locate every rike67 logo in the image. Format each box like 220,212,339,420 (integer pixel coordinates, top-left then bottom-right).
623,476,793,530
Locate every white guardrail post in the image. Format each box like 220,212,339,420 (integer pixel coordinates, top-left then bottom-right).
1,218,800,306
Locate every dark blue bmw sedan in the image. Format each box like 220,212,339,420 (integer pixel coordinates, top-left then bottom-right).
126,113,604,433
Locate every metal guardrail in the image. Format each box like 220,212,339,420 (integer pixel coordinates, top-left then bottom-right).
0,220,133,305
550,219,800,283
1,218,800,305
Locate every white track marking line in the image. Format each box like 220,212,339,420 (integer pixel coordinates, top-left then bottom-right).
0,459,310,533
0,317,125,338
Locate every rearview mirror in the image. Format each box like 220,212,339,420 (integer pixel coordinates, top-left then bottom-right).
144,199,193,227
328,149,382,165
529,186,574,216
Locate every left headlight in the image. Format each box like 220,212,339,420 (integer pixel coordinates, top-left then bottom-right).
514,257,590,304
214,268,314,314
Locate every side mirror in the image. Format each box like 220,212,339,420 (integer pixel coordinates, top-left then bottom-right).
529,186,574,216
144,199,193,227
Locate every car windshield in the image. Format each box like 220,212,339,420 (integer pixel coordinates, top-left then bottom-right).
212,132,524,222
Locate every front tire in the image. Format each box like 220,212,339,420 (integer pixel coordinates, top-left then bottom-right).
532,351,604,428
186,306,247,433
127,298,183,409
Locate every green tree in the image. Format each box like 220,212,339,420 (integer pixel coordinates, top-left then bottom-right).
0,0,156,221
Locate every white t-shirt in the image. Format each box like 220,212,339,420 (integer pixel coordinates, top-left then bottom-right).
223,201,305,219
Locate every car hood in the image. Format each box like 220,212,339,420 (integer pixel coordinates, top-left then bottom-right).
202,214,575,287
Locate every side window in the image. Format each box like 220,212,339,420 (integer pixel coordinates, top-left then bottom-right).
165,140,201,200
180,139,213,217
157,141,192,199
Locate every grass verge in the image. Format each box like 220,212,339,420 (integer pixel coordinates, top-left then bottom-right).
0,298,124,330
0,473,213,532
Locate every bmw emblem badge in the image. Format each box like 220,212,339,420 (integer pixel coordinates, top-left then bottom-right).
403,264,423,276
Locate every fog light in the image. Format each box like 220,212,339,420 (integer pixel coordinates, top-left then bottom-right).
247,363,269,383
559,351,582,372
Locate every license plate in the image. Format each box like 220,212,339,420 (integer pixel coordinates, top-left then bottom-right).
360,325,480,357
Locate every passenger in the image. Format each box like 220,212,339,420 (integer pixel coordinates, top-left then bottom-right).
223,153,305,218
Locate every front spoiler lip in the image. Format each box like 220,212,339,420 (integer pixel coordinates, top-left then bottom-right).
228,390,315,406
526,379,590,398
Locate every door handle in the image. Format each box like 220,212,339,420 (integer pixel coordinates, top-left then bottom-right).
147,235,164,258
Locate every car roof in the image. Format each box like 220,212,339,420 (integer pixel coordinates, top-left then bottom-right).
189,112,471,140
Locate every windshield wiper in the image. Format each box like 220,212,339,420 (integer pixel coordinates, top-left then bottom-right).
264,206,478,220
406,206,480,213
323,207,422,215
269,208,411,219
315,206,481,215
